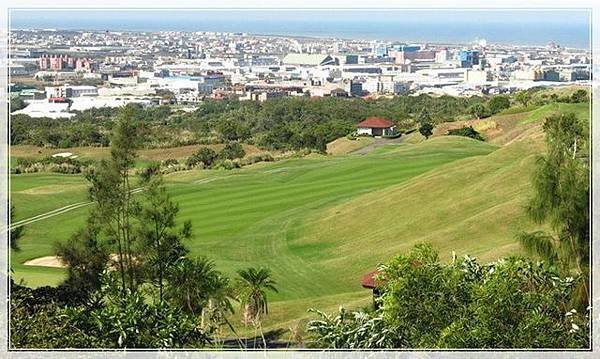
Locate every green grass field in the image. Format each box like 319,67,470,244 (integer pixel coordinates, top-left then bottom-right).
10,101,587,333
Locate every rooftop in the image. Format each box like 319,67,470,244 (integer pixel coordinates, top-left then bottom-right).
356,117,394,129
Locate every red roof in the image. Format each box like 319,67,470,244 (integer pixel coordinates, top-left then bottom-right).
356,117,393,129
361,269,382,289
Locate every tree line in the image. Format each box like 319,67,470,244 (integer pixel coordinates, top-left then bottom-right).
11,94,490,151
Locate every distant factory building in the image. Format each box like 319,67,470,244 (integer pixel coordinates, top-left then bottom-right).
390,50,436,64
390,43,421,52
543,69,560,82
349,80,364,97
459,50,480,68
393,82,411,95
282,54,337,66
513,69,544,81
465,70,493,84
344,55,359,65
197,82,214,94
45,85,98,99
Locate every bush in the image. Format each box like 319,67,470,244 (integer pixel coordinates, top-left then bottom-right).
240,153,274,166
570,89,588,103
307,244,590,349
213,159,241,170
447,126,484,141
468,103,490,119
419,122,434,139
162,158,179,167
11,156,95,174
186,147,218,168
488,96,511,114
219,142,245,160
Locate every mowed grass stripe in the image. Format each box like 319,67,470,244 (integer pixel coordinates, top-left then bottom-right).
10,137,498,302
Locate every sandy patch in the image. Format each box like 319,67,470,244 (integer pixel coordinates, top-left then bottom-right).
23,254,122,268
51,152,74,158
23,256,65,268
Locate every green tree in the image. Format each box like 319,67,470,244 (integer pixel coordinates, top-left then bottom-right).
418,122,434,139
165,256,237,340
85,105,143,295
137,169,192,303
9,204,24,251
186,147,218,168
468,103,489,119
235,267,278,326
55,215,110,295
219,142,246,160
447,126,484,141
515,91,532,107
10,97,26,112
518,112,589,309
488,95,510,114
570,89,588,103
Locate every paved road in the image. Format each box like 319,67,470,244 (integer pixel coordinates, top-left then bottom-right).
351,135,406,155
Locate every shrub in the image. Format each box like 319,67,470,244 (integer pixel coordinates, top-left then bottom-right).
419,122,434,139
488,96,511,114
219,142,245,160
307,244,590,349
570,89,588,103
213,159,241,170
447,126,484,141
186,147,218,168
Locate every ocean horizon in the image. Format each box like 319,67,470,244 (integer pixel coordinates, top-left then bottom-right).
10,9,592,49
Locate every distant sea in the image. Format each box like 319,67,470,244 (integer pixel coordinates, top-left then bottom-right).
9,10,592,49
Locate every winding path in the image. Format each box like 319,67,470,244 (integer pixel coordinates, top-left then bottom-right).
350,136,406,155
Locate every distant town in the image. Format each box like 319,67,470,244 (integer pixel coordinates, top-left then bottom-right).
9,29,591,118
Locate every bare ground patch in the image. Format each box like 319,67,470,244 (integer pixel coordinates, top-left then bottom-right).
18,184,88,195
24,254,121,268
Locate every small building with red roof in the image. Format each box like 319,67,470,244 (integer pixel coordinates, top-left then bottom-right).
356,117,396,137
361,269,385,308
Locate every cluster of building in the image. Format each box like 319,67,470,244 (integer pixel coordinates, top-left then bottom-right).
38,54,95,72
9,29,592,118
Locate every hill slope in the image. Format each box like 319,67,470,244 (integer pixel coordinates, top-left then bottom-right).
11,101,588,334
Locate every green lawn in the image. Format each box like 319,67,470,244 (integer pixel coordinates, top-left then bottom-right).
8,133,540,332
519,102,589,125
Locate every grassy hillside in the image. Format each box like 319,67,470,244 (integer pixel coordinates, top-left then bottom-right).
10,101,587,333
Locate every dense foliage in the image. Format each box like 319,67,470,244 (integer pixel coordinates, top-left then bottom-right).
307,244,590,349
11,95,488,151
518,112,590,309
447,126,485,141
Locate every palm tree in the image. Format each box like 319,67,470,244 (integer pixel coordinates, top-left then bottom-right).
235,267,278,326
165,257,224,316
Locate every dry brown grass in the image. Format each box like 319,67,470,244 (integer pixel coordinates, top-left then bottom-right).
326,137,375,155
431,112,528,144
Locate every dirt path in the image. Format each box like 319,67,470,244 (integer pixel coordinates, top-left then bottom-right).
350,136,406,155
